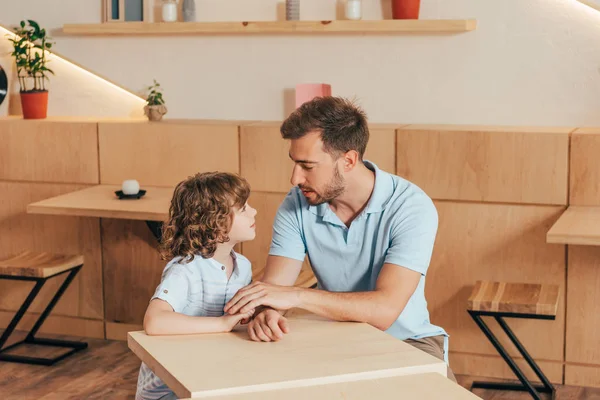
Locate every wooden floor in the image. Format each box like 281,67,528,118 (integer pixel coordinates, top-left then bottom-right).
0,332,599,399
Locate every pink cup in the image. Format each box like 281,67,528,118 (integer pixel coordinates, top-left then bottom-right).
295,84,332,108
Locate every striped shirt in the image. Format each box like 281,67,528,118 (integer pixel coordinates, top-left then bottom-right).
135,251,252,400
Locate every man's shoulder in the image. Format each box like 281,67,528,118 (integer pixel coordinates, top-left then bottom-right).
382,171,436,217
384,170,432,202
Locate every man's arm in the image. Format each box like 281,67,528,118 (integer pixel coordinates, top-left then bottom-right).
226,263,420,331
296,263,420,330
246,255,303,317
260,255,303,286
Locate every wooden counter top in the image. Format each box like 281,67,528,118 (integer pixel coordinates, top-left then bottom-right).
27,185,172,221
546,206,600,246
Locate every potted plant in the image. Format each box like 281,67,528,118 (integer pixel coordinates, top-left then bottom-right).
7,20,55,119
144,79,167,121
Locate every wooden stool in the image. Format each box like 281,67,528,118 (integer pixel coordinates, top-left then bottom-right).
467,280,559,400
0,251,88,365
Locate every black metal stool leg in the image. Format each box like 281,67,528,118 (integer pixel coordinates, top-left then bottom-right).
26,266,82,341
0,266,88,366
468,311,554,400
495,316,555,398
0,278,46,351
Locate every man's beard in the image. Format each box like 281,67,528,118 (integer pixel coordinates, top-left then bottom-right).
299,167,345,206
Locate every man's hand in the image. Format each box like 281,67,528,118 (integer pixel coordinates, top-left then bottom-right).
224,281,302,315
247,308,290,342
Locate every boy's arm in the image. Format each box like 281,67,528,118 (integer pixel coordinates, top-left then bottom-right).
143,299,252,335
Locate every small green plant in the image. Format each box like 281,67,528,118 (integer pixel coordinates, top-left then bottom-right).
145,79,165,106
7,20,55,92
144,79,168,121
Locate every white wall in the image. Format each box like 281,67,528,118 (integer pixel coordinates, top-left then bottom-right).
2,0,600,125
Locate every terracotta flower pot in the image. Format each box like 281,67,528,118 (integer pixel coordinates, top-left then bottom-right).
20,90,48,119
144,104,168,121
391,0,421,19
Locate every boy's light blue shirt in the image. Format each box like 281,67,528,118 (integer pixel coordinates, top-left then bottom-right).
136,252,252,400
269,161,447,346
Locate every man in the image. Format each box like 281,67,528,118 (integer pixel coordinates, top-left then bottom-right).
225,96,454,379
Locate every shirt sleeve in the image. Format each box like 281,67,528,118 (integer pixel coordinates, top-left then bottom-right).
269,191,307,262
151,265,190,313
384,193,439,276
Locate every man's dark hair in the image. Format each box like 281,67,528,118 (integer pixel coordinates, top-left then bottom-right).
280,96,369,159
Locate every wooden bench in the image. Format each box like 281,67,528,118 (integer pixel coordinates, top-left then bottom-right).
467,280,560,400
0,252,88,365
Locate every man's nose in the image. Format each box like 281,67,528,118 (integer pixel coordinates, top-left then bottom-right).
290,164,304,187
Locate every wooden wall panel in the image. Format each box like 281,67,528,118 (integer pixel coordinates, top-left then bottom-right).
365,126,396,174
0,311,105,339
105,321,143,341
565,365,600,388
99,121,240,187
397,125,571,205
242,192,314,286
427,201,566,362
450,352,563,383
566,245,600,367
240,123,397,194
0,182,103,321
240,123,293,193
101,219,164,324
0,119,99,184
570,129,600,206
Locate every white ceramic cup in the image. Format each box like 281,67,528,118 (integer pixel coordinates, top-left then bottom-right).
122,179,140,195
345,0,362,20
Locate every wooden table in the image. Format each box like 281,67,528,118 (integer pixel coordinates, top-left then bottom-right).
127,315,447,399
27,184,172,221
546,206,600,246
27,184,172,239
187,373,480,399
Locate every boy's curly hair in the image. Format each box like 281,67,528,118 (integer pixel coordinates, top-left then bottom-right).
159,172,250,262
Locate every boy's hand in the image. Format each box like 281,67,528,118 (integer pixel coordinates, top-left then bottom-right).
222,309,254,331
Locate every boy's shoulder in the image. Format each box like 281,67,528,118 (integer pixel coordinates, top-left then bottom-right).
162,255,212,276
164,253,252,275
233,251,251,269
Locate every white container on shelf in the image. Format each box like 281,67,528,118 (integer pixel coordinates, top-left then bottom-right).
345,0,362,20
162,0,178,22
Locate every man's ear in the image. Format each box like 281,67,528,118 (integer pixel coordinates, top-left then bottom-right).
342,150,360,172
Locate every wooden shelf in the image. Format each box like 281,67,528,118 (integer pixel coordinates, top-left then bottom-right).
62,20,477,36
546,206,600,246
